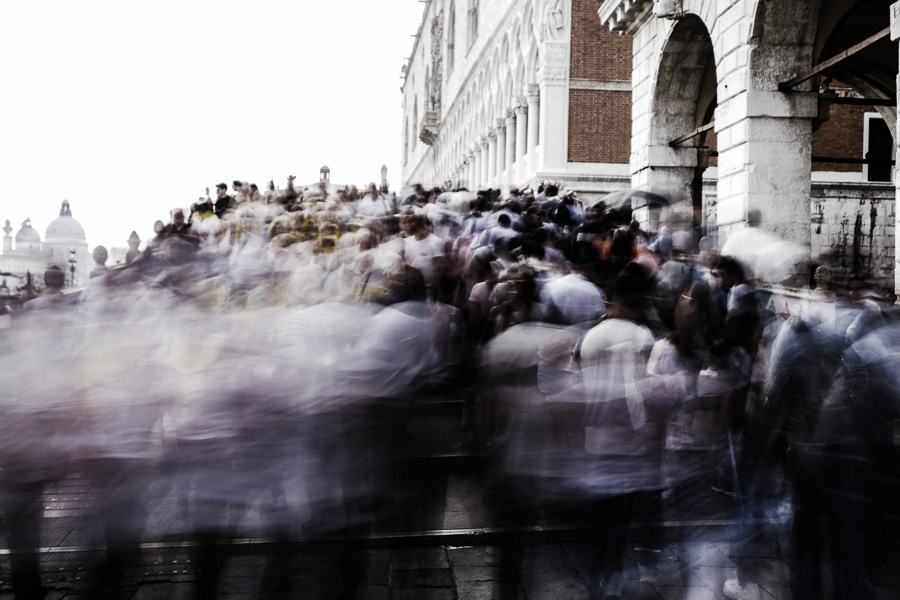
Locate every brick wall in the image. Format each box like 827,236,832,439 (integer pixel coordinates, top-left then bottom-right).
812,103,870,173
570,0,632,80
567,0,632,163
568,89,631,163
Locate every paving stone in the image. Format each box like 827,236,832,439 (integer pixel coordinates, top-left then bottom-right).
444,546,485,567
654,585,717,600
131,582,193,600
733,557,790,589
640,558,686,587
389,588,455,600
519,545,577,575
522,577,590,600
226,556,270,576
452,565,516,582
390,568,453,588
759,586,791,600
687,565,732,600
441,510,473,529
453,580,496,600
391,548,449,570
675,542,738,567
357,584,390,600
217,576,260,594
286,578,331,597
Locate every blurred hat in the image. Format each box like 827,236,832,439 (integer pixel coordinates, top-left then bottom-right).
215,183,227,190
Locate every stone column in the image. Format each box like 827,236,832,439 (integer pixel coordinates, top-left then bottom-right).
505,111,517,174
537,42,569,171
515,102,528,179
893,2,900,293
495,120,507,183
481,138,490,187
487,131,498,184
716,89,817,258
526,86,540,153
472,149,481,190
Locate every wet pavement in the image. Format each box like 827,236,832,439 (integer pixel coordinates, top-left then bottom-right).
1,396,899,599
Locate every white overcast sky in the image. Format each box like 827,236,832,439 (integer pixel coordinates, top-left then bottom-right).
1,0,424,253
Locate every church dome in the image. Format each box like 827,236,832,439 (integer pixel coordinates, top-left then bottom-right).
45,200,86,240
15,219,41,247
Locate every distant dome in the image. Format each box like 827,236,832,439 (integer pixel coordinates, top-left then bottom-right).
15,218,41,246
45,200,85,240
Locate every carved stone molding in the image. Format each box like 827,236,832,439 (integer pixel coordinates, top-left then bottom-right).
541,0,567,42
597,0,654,34
652,0,684,20
419,110,441,146
543,43,568,68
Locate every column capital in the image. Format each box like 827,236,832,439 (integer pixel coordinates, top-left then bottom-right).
515,101,528,115
526,84,540,102
505,112,517,125
488,130,497,141
496,118,506,130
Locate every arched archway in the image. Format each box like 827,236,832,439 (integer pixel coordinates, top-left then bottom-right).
647,14,717,233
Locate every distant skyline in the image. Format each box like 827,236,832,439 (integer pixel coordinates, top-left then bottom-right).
1,1,424,255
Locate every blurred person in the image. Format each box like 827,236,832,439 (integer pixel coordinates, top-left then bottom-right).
540,266,607,326
402,214,444,298
1,266,76,600
214,182,235,218
578,262,674,597
357,182,394,218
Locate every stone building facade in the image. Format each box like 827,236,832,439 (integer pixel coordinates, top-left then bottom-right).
400,0,636,200
0,201,91,290
597,0,898,289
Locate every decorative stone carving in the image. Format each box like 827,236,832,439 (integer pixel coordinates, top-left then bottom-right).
419,110,441,146
125,231,141,264
544,43,568,67
653,0,684,20
542,0,565,41
90,245,108,278
429,11,444,112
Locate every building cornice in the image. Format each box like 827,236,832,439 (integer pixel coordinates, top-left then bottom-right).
597,0,653,34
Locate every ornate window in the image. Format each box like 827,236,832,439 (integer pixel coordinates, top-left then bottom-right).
447,2,456,72
467,0,478,48
403,118,410,164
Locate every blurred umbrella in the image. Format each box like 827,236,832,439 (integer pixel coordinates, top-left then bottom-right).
450,190,477,213
585,189,672,211
721,228,806,283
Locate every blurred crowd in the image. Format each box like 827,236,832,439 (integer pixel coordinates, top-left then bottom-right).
2,176,900,600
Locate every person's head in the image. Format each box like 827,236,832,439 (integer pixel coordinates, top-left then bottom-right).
216,183,228,198
232,180,243,192
497,214,511,228
171,209,185,225
44,265,65,291
545,184,559,197
712,255,746,291
366,182,378,196
814,265,832,291
609,262,651,316
92,245,108,265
